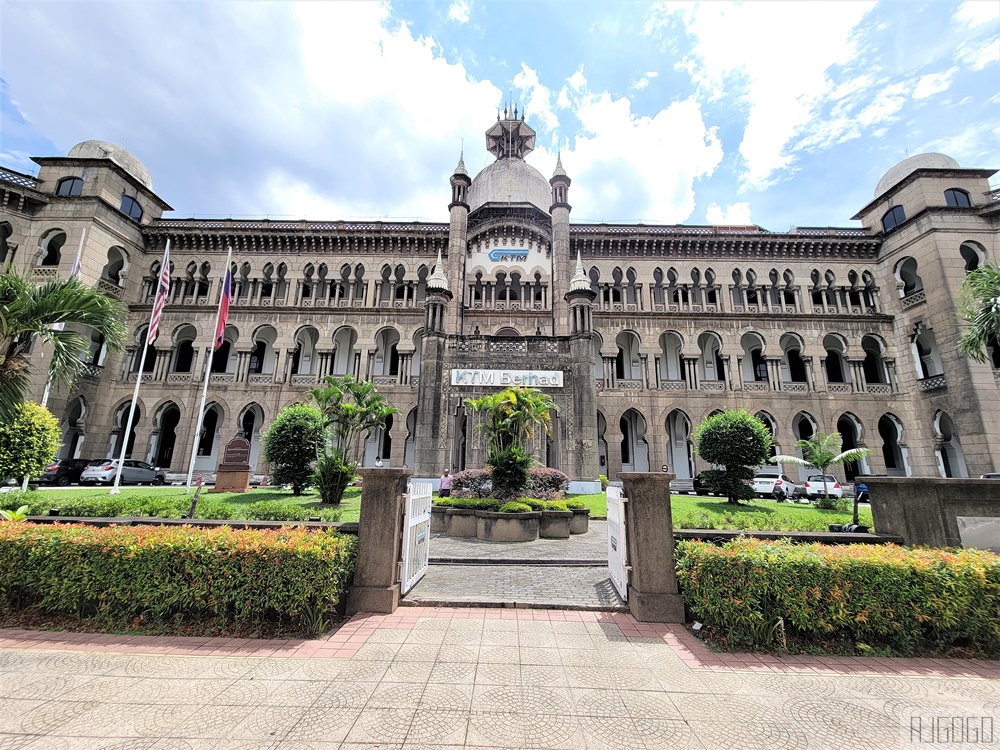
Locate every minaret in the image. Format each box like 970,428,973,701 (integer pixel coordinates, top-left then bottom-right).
550,152,573,335
414,247,454,476
446,149,470,333
564,247,600,487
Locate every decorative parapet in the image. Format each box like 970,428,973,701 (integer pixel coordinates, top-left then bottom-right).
659,380,686,391
742,382,770,392
615,379,643,390
31,267,59,281
290,374,316,386
828,383,853,394
0,166,40,189
372,376,398,386
866,383,892,395
918,374,947,392
210,373,236,384
98,278,124,300
781,382,809,393
248,373,274,385
901,290,926,310
81,363,103,379
699,380,725,392
166,373,192,384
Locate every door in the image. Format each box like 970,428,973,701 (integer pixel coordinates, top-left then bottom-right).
400,479,432,594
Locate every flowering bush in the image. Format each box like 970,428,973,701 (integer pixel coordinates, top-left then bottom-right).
0,523,356,633
676,538,1000,656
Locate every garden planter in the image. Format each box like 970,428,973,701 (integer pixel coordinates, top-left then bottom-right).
539,509,572,538
445,508,477,538
430,506,447,533
569,507,590,534
475,510,540,542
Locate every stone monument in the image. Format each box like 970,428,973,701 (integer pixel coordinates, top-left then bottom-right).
211,434,252,493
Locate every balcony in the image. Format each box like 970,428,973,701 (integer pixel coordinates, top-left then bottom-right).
247,373,274,385
659,380,686,391
901,290,926,310
865,383,892,395
699,380,726,392
98,278,124,300
781,382,809,393
827,383,853,394
918,374,947,392
290,374,317,386
615,379,643,390
166,373,193,384
31,267,59,282
209,373,236,384
742,382,770,392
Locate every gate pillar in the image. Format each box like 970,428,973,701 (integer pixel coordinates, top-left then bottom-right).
620,472,685,623
347,467,412,616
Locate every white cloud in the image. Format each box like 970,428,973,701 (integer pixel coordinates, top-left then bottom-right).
567,67,587,91
447,0,471,24
646,1,875,189
512,63,559,131
855,82,909,127
955,35,1000,70
954,1,999,29
631,70,660,91
705,202,752,225
912,68,956,99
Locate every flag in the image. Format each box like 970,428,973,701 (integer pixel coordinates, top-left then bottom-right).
214,267,232,350
69,255,82,281
68,227,86,281
147,243,170,344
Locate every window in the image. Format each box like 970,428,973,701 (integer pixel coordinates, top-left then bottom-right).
56,177,83,197
944,188,971,208
120,195,143,221
881,205,906,233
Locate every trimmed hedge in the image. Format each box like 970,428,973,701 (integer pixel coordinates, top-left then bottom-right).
676,538,1000,656
0,523,357,632
498,501,532,513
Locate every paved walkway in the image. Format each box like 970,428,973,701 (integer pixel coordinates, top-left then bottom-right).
430,522,608,564
1,610,998,749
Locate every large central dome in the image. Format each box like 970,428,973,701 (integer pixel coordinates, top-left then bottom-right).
467,157,551,214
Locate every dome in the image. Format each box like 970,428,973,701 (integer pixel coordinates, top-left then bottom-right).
67,140,153,190
467,157,551,214
875,153,959,197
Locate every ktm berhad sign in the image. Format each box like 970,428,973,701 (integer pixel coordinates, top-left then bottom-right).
450,369,564,387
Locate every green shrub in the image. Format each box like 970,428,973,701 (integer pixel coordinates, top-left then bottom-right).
447,497,501,512
814,495,849,512
489,445,531,500
244,501,311,522
498,501,532,513
544,501,569,511
0,523,357,633
599,474,609,491
0,402,61,482
262,403,323,496
519,498,547,511
676,538,1000,656
563,499,586,510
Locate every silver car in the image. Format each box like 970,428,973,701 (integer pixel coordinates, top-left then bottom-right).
753,474,802,499
80,459,166,485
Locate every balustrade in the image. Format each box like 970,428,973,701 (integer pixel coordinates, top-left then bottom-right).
918,374,947,392
659,380,686,391
699,380,725,392
901,290,926,310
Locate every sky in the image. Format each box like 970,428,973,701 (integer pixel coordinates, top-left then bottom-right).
1,0,997,232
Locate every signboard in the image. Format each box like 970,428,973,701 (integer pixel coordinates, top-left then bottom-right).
450,369,563,388
223,437,251,466
488,248,529,262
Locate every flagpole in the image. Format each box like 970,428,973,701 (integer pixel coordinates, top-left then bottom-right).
111,239,170,495
186,246,232,493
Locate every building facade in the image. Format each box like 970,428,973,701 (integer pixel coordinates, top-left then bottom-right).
1,119,998,486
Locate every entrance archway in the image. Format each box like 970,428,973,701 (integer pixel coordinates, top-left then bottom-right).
878,413,909,476
154,403,181,468
664,409,692,479
620,408,650,473
934,411,968,477
61,397,87,460
836,413,868,480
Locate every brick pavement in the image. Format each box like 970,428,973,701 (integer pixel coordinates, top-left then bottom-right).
1,610,998,749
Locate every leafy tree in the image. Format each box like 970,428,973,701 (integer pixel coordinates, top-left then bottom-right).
309,375,397,505
463,387,556,499
771,431,871,503
261,402,323,495
0,270,127,420
693,409,772,505
958,263,1000,363
0,401,61,484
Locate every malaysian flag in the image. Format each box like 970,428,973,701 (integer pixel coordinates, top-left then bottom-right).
214,266,232,350
147,241,171,343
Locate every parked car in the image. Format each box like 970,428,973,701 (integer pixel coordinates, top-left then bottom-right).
38,458,93,486
803,475,843,498
692,471,714,496
753,474,802,499
80,459,166,486
980,473,1000,479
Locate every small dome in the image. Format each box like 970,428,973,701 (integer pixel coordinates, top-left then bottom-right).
875,153,959,197
67,140,153,190
467,157,551,214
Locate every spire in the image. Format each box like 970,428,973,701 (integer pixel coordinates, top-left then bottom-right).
427,246,449,292
453,146,468,178
570,248,589,292
552,151,568,179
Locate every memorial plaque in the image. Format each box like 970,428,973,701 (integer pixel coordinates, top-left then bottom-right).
211,435,253,493
224,437,251,466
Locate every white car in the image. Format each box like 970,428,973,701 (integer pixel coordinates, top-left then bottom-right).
753,474,801,499
803,475,843,498
80,459,167,486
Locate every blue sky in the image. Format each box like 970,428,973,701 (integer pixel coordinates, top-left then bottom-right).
1,0,997,231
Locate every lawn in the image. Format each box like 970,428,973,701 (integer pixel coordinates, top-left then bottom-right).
6,486,871,532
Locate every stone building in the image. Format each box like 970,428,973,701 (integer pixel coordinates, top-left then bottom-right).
1,117,997,487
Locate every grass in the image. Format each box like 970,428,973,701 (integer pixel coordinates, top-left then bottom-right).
14,486,871,532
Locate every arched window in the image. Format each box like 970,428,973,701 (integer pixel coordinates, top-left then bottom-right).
944,188,971,208
120,195,143,221
881,205,906,233
56,177,83,197
961,242,984,273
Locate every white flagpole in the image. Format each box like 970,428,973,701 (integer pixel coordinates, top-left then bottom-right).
111,239,170,495
69,226,87,280
186,246,232,493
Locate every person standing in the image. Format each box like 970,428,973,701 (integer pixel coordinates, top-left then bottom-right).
439,469,453,498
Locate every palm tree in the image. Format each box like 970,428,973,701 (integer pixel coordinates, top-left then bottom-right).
771,431,871,502
464,386,555,456
958,263,1000,363
0,270,127,420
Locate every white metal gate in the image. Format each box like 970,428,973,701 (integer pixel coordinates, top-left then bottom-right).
400,479,432,594
606,484,629,601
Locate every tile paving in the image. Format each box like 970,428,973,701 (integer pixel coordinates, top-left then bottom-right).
1,609,998,749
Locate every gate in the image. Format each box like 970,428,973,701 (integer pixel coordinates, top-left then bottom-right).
400,479,432,594
606,484,629,601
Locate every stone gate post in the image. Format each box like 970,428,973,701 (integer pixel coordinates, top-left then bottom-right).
620,472,685,623
347,467,411,615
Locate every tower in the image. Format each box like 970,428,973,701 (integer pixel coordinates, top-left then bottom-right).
565,250,599,485
414,248,453,474
445,150,470,333
550,153,572,335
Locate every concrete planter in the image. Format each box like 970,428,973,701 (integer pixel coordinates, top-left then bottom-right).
569,507,590,535
445,508,478,538
430,505,447,533
539,509,573,538
475,510,541,542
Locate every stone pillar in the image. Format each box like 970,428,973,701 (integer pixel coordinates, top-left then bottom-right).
347,468,411,615
620,472,685,623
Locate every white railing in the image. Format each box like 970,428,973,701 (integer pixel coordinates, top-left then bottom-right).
400,479,432,595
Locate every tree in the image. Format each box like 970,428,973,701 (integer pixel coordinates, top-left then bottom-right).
309,375,397,504
0,270,127,420
463,387,556,499
261,403,323,495
958,263,1000,363
0,401,61,483
693,409,772,505
771,431,872,504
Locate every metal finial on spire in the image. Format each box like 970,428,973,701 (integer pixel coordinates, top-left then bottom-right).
552,150,568,179
570,248,590,292
454,143,468,177
427,246,449,292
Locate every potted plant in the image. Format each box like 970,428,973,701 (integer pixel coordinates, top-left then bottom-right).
476,501,541,542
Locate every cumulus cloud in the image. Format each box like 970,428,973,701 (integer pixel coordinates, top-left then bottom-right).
954,0,999,28
567,67,587,91
955,36,1000,70
447,0,471,24
912,68,957,99
705,202,752,225
513,63,559,131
